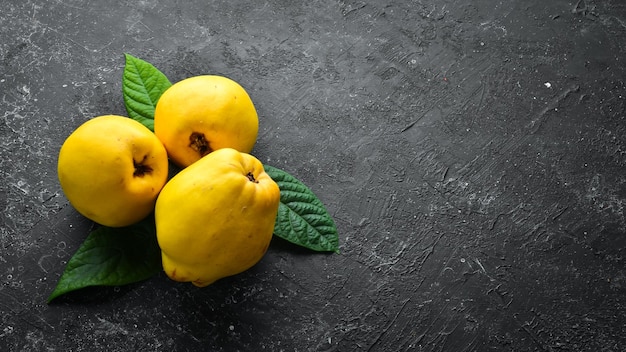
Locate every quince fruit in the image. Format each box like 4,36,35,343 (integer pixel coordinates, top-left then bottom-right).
155,148,280,287
57,115,169,227
154,75,259,168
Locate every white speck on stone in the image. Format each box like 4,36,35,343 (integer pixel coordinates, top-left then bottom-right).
544,82,552,88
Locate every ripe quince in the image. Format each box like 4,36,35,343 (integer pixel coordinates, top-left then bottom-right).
57,115,169,227
155,148,280,287
154,75,259,168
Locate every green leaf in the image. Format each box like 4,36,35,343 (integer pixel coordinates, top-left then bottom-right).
122,53,172,131
47,215,161,303
264,164,339,253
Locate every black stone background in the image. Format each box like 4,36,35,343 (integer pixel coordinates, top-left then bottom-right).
1,0,625,351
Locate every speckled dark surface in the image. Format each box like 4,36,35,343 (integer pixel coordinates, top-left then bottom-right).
1,0,625,351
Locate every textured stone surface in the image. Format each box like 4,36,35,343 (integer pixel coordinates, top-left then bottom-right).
1,0,625,351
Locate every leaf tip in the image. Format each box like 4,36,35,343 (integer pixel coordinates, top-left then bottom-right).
123,52,136,61
46,290,60,304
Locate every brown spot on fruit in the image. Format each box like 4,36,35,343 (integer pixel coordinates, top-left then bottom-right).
189,132,212,156
246,172,258,183
133,155,153,177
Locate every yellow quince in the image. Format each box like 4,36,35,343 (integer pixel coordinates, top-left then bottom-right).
154,75,259,168
57,115,169,227
155,148,280,287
